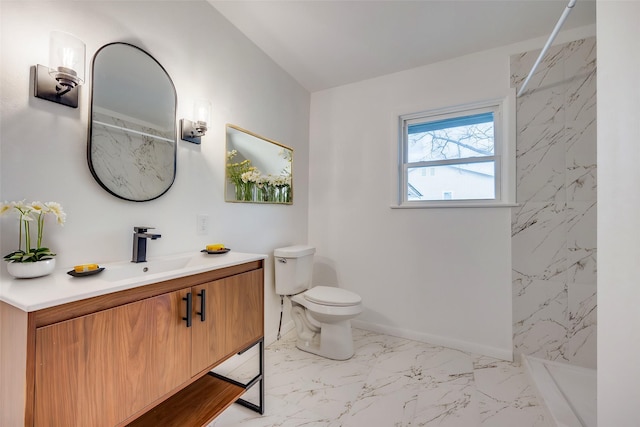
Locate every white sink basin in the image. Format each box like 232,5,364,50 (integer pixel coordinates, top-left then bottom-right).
102,256,194,282
1,251,268,313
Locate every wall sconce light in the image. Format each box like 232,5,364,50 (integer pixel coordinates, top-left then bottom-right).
181,99,212,144
34,31,86,108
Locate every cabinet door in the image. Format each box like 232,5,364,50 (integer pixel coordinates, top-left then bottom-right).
225,269,264,354
34,289,192,427
192,269,263,375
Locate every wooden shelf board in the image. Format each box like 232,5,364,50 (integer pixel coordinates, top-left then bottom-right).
126,374,245,427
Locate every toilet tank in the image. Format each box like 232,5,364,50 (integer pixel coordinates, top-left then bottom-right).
274,245,316,295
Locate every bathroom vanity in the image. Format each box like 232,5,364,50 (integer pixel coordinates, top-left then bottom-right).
0,252,265,427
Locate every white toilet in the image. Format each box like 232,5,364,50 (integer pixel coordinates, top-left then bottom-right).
274,245,362,360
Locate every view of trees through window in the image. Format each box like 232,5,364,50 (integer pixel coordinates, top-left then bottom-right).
405,111,497,201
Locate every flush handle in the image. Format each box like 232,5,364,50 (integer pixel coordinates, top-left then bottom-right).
278,258,287,263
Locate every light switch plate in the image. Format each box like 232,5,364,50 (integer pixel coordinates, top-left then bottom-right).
196,214,209,235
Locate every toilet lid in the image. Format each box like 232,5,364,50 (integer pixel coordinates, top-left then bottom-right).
304,286,362,307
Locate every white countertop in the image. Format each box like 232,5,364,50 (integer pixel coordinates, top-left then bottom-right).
0,251,267,312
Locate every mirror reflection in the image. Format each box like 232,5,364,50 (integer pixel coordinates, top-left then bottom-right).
225,124,293,204
88,43,177,202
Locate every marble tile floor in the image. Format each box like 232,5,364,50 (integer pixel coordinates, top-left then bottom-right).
209,329,552,427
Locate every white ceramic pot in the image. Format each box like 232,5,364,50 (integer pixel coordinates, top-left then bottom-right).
7,258,56,279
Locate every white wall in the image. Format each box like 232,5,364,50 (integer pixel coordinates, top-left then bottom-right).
597,1,640,425
309,46,514,360
308,26,596,360
0,1,310,344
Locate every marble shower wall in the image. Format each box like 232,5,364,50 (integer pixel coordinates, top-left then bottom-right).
510,37,596,369
90,112,176,200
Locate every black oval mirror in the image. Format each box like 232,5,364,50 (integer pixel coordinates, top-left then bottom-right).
88,43,177,202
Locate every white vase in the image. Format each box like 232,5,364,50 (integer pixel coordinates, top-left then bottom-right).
7,258,56,279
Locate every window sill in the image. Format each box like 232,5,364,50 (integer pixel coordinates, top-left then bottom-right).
390,201,519,209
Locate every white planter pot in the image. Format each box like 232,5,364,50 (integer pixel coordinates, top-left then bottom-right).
7,258,56,279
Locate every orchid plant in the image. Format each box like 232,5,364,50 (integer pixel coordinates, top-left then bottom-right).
1,200,66,263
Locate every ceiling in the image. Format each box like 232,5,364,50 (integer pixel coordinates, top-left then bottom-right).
209,0,596,93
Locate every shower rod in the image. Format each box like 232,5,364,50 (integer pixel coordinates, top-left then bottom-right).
517,0,577,97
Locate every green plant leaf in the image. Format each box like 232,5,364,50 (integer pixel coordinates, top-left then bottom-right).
4,248,56,263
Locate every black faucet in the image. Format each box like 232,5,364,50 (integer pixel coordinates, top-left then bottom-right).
132,226,162,263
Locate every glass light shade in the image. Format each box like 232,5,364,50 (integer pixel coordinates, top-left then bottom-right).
193,99,212,125
48,31,86,86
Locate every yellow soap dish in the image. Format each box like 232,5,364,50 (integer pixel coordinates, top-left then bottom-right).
67,267,105,277
200,248,230,255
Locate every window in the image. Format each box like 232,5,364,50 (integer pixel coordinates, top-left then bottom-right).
397,96,515,208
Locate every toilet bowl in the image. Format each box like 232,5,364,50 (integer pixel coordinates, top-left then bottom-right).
274,245,362,360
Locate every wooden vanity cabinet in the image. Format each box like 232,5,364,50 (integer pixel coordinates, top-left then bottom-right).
1,260,264,427
34,289,192,426
191,269,263,375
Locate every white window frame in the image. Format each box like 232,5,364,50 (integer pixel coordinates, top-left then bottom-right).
394,92,516,208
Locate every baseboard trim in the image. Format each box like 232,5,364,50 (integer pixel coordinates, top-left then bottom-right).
351,319,513,361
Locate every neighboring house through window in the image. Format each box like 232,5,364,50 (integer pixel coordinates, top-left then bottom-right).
397,95,515,208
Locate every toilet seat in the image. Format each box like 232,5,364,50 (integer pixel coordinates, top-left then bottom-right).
304,286,362,307
291,288,363,318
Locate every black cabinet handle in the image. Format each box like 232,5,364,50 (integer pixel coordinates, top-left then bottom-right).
197,289,206,322
183,292,192,327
